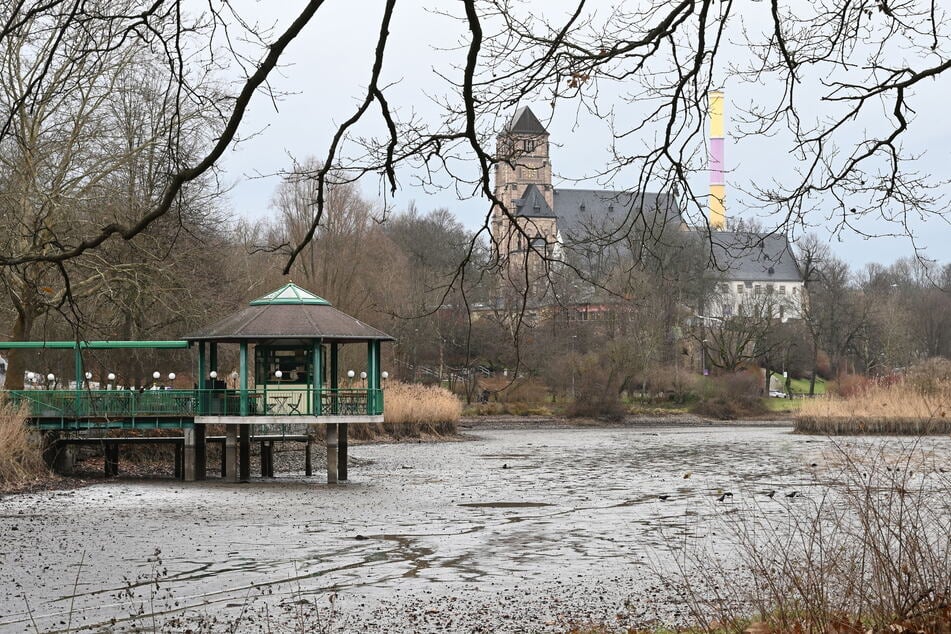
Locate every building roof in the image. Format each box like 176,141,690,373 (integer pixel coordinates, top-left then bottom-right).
708,231,802,282
514,183,556,218
552,189,682,244
507,106,548,135
184,283,394,343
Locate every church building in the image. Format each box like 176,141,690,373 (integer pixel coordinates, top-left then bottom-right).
490,103,804,321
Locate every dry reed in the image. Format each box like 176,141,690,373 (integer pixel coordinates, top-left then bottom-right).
796,379,951,434
0,396,47,483
664,442,951,633
382,381,460,437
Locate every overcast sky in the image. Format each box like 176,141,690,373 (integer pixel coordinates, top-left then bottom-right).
217,1,951,270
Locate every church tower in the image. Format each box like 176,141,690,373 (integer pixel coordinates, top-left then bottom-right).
491,107,558,288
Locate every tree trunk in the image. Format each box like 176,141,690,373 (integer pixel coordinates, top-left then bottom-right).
809,344,818,396
3,311,34,390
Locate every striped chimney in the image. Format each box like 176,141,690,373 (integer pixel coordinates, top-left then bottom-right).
708,90,726,229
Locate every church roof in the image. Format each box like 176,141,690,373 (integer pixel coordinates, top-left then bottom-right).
708,231,802,282
552,189,682,243
507,106,548,135
514,184,556,218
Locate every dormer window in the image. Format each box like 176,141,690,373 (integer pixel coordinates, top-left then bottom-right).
530,234,547,251
579,203,586,211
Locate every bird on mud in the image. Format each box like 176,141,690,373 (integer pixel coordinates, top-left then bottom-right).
683,471,692,479
764,490,777,498
658,494,670,501
717,492,733,502
785,491,800,498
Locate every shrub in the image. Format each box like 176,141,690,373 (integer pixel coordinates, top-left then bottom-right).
691,370,767,419
906,356,951,395
834,372,872,398
644,365,698,403
567,356,626,420
0,397,47,484
382,382,460,437
495,378,550,404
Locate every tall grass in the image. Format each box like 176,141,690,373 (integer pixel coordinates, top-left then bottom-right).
0,396,47,484
381,381,460,437
796,379,951,434
664,442,951,633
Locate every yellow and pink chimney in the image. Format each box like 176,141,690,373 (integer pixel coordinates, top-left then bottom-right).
708,90,726,230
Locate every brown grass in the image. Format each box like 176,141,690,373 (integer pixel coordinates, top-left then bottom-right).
796,380,951,434
664,442,951,634
0,396,48,484
368,382,460,438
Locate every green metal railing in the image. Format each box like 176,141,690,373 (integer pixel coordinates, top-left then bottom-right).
3,388,384,423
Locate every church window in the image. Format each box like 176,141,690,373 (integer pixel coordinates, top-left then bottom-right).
522,139,536,152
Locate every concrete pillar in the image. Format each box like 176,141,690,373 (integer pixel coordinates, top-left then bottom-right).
174,443,183,479
338,423,348,481
326,423,338,484
194,424,207,480
104,443,119,477
239,425,251,482
41,432,74,475
184,429,197,482
305,441,313,477
260,440,274,478
225,425,238,482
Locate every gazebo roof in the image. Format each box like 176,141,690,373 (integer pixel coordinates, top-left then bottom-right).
184,283,394,343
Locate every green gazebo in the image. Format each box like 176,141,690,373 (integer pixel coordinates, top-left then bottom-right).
183,283,394,482
0,283,394,484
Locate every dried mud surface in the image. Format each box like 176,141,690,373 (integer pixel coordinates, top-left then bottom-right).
2,425,950,633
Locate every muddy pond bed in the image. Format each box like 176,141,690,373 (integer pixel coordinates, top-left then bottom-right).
2,424,950,633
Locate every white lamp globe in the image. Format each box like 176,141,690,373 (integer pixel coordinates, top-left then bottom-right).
168,372,176,381
209,371,218,379
85,371,92,380
360,371,367,380
275,370,283,379
46,373,55,382
107,373,116,381
381,371,389,380
26,371,34,381
230,371,238,380
152,371,161,380
347,370,355,378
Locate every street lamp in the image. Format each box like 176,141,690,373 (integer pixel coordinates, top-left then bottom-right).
381,371,389,381
84,371,93,388
275,369,283,382
360,371,367,388
46,373,55,389
167,372,176,383
25,371,34,387
347,369,355,387
107,372,116,390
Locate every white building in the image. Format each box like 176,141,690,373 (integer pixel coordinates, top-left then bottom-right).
706,231,805,322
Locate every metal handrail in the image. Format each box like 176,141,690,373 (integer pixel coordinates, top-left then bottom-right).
3,387,384,419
